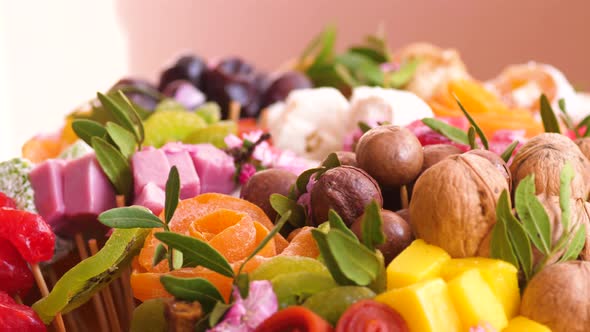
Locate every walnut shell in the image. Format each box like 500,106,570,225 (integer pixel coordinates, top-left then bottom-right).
409,154,508,257
510,133,590,199
310,166,383,226
422,144,462,172
521,261,590,332
575,137,590,160
465,149,512,191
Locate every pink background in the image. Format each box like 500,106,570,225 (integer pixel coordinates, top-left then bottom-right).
1,0,589,159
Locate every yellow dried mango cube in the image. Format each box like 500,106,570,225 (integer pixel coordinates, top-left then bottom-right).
376,278,461,332
447,269,508,331
441,257,520,319
386,239,451,289
502,316,551,332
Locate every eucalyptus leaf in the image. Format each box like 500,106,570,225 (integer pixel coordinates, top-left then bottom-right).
325,229,381,286
468,127,477,149
558,98,567,113
152,243,167,267
576,113,590,137
360,200,385,251
333,64,359,87
514,175,552,255
455,96,489,150
98,206,164,229
72,119,107,146
559,224,587,262
490,191,519,269
355,61,384,86
209,302,232,327
559,162,574,232
328,210,357,241
164,166,180,224
501,194,533,281
237,211,291,276
105,122,136,158
321,152,341,169
349,46,387,63
155,232,234,278
160,275,224,311
172,249,183,270
97,92,138,139
500,140,519,163
92,136,133,196
117,91,146,146
308,25,337,71
422,118,469,145
540,94,561,134
236,273,250,299
269,194,306,228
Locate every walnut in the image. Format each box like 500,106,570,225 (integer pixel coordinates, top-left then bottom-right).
510,133,590,199
409,154,508,257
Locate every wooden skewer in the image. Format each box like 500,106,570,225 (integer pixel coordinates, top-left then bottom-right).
74,233,109,331
14,295,23,305
400,185,409,209
229,101,241,123
110,274,127,327
120,268,135,322
116,195,126,208
47,267,79,332
31,263,66,332
88,239,122,332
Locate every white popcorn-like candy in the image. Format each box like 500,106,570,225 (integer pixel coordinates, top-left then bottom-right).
0,157,37,212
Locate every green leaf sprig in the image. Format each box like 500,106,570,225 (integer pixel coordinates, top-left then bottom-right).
490,162,587,285
72,90,146,197
540,94,561,134
311,201,386,293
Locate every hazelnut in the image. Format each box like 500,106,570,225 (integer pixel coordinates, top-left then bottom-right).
465,149,512,191
240,169,297,220
422,144,462,172
356,125,424,187
351,209,413,264
510,133,590,199
520,261,590,332
409,154,508,257
331,151,358,167
310,166,383,226
395,208,411,226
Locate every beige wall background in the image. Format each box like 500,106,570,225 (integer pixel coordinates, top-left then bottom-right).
1,0,589,160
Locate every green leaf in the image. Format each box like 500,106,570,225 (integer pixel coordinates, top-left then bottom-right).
386,59,419,89
468,127,478,149
172,249,183,270
237,211,291,276
160,275,224,312
97,92,137,138
72,119,107,146
117,91,145,146
349,46,387,63
355,61,384,86
559,224,587,262
296,167,323,194
500,140,519,163
576,113,590,137
360,200,386,251
91,136,133,196
422,118,469,145
164,166,180,224
559,162,574,232
105,122,136,158
358,121,372,134
540,94,561,134
209,301,232,327
321,152,341,169
328,210,357,241
503,202,534,281
558,98,567,113
269,194,306,228
236,273,250,299
152,243,167,267
324,229,381,286
155,232,234,278
308,26,337,70
490,191,519,269
514,176,552,255
333,64,359,87
98,206,163,229
311,229,357,285
455,96,489,150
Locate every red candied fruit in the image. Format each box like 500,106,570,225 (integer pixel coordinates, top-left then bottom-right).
0,291,46,332
0,238,33,298
336,299,409,332
0,192,16,209
0,208,55,264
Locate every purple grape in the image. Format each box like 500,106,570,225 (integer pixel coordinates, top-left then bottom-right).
260,71,312,108
158,55,206,91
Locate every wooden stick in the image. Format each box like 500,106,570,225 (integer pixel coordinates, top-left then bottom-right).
116,195,126,208
89,239,122,332
14,295,23,305
31,264,66,332
74,233,89,260
229,101,241,123
400,185,409,209
120,268,135,322
110,274,127,327
46,267,80,332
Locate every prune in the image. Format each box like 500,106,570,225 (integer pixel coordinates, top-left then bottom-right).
158,55,206,91
260,71,312,108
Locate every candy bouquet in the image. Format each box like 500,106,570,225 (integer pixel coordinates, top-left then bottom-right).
2,27,590,332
